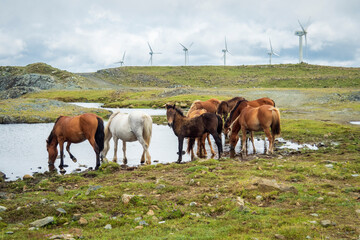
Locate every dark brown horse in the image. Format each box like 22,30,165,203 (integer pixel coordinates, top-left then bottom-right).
188,98,221,114
217,97,245,122
186,109,215,159
229,102,281,155
46,113,104,171
224,97,275,134
166,104,223,163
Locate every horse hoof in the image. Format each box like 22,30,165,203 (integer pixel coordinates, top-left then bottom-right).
71,158,77,163
59,168,66,174
176,160,182,164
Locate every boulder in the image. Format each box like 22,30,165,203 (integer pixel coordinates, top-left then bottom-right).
249,177,298,194
29,216,54,228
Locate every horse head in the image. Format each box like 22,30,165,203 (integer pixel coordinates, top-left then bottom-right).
166,104,176,127
46,133,58,166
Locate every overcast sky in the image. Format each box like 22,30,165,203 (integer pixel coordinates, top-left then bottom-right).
0,0,359,72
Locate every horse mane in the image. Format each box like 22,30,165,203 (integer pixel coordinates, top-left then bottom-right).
166,104,185,116
46,116,62,144
228,99,248,121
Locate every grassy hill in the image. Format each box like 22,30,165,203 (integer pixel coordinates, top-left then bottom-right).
89,63,360,88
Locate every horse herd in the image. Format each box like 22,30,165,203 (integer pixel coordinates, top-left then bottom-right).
46,97,280,172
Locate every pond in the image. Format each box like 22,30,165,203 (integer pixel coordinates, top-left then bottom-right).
0,104,319,181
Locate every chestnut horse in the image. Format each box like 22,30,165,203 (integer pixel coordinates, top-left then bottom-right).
229,101,281,155
224,97,275,134
217,97,245,122
166,104,223,163
188,98,220,114
186,109,215,159
46,113,104,171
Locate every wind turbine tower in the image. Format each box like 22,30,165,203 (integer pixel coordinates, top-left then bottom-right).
148,42,161,66
179,42,193,66
267,38,279,65
222,37,231,66
294,20,308,63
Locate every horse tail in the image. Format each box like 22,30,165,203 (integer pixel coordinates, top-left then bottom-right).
142,114,153,147
271,99,276,107
187,138,196,154
271,107,281,136
95,117,105,152
216,114,223,135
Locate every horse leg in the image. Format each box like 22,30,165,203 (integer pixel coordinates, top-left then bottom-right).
111,137,118,163
58,141,66,172
88,138,101,170
177,137,184,163
207,133,215,157
66,142,77,163
263,128,273,154
209,132,222,159
241,129,247,156
122,140,128,164
250,131,256,154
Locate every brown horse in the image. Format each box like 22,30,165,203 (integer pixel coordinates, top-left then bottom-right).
188,98,221,114
186,109,215,159
224,97,275,134
217,96,245,122
229,102,281,155
46,113,104,171
166,104,223,163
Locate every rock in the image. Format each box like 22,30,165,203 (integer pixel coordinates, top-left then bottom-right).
104,224,112,230
155,184,166,189
189,202,197,207
320,220,332,227
250,177,298,194
236,197,245,208
78,217,88,225
0,217,3,221
5,231,14,235
0,171,6,180
56,208,67,214
256,195,263,201
310,213,319,217
94,213,103,218
28,227,37,231
29,216,54,228
355,209,360,215
49,234,75,239
0,206,7,212
134,217,142,222
139,220,148,226
325,164,334,169
23,174,34,179
85,185,102,195
56,186,65,196
158,221,165,224
147,210,155,216
275,234,285,239
135,225,143,230
72,214,81,221
122,194,135,205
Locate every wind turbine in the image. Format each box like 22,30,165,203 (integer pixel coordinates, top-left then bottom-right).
267,38,279,65
294,19,309,63
179,42,193,66
115,51,126,66
148,42,161,66
222,37,231,66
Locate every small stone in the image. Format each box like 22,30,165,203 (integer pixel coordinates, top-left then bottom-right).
104,224,112,229
79,217,88,225
274,234,285,239
122,194,135,205
325,164,334,169
355,209,360,215
309,221,317,224
155,184,166,189
139,220,148,226
158,221,165,224
134,217,142,222
0,217,3,221
94,213,103,218
56,186,65,196
5,231,14,235
317,197,324,201
320,220,332,227
72,214,81,221
0,206,7,212
256,195,263,201
29,216,54,228
23,174,33,179
327,192,336,196
306,236,311,239
135,225,143,230
310,213,319,217
28,227,37,231
189,202,197,207
147,210,155,216
56,208,67,214
85,185,102,195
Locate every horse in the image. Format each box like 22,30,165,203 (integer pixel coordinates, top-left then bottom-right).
224,97,275,134
186,109,215,159
217,97,245,122
188,98,221,114
228,101,281,155
101,111,152,165
166,104,223,163
46,113,104,172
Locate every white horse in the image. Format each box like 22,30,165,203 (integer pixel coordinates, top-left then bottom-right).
102,111,152,165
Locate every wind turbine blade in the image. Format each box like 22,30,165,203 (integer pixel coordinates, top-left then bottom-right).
273,52,279,57
269,38,273,52
179,42,186,49
225,37,228,50
298,20,306,33
189,42,194,48
122,51,126,61
147,42,153,53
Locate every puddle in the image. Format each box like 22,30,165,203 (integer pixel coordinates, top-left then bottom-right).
349,121,360,125
277,138,318,151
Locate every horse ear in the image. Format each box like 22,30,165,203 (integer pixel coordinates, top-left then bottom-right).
172,104,176,108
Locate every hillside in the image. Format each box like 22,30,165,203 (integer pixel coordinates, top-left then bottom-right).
87,64,360,88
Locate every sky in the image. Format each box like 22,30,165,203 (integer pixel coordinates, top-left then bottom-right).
0,0,359,72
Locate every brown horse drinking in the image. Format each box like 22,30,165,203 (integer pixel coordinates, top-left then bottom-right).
186,109,215,159
228,102,281,155
217,96,245,122
166,104,223,163
224,97,275,134
46,113,104,171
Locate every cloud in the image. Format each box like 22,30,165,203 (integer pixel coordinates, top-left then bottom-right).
0,0,359,72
